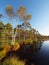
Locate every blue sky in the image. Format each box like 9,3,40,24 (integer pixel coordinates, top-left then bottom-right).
0,0,49,36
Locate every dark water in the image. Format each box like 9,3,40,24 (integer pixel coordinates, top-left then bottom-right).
35,41,49,65
1,41,49,65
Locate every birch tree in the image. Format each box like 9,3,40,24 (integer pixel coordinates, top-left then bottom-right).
5,6,26,45
5,6,15,45
5,6,32,44
17,6,32,41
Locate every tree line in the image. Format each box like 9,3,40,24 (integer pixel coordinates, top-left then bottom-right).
0,6,49,46
0,21,48,45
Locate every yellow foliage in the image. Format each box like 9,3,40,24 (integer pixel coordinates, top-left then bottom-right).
6,5,13,12
0,49,7,60
12,42,20,51
2,57,25,65
26,39,33,44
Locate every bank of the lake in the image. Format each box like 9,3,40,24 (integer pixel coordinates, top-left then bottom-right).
1,41,49,65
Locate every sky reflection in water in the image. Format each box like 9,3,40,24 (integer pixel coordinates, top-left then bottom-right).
35,41,49,65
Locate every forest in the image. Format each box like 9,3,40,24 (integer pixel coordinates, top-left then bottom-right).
0,6,49,65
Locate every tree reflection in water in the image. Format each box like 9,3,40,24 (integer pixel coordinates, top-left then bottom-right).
1,42,43,65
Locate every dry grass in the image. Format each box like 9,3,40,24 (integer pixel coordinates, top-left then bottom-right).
2,57,25,65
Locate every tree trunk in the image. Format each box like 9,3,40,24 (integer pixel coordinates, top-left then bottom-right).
24,34,25,42
23,21,26,41
11,28,15,45
19,29,21,42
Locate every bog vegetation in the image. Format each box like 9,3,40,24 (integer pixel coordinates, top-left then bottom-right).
0,6,49,65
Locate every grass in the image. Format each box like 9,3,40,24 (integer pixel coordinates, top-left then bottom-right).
2,57,25,65
0,39,39,65
0,49,7,60
0,42,20,60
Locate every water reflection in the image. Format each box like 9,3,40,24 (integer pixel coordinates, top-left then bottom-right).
1,42,43,65
35,41,49,65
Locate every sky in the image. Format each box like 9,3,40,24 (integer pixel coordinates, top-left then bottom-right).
0,0,49,36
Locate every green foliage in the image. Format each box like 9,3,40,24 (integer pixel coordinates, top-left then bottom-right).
0,6,49,65
0,21,47,46
26,39,33,44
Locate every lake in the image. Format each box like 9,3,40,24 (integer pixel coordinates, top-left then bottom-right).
35,41,49,65
1,41,49,65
